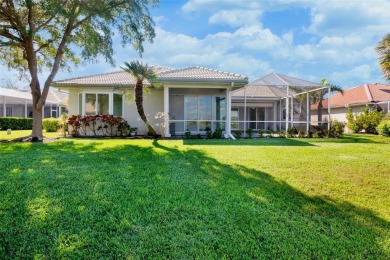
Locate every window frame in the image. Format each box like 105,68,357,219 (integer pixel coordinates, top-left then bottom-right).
78,92,123,116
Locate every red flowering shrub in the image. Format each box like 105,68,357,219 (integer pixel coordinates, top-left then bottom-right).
67,115,127,137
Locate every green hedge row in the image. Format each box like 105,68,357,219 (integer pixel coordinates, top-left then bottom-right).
0,117,33,130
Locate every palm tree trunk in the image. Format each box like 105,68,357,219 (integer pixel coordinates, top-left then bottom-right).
135,82,157,136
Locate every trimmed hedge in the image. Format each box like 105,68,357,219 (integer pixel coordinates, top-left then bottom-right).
0,117,33,130
43,118,61,132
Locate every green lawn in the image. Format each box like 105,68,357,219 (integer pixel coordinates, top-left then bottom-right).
0,130,62,141
0,134,389,258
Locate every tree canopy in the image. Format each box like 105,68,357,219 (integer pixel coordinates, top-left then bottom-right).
0,0,158,140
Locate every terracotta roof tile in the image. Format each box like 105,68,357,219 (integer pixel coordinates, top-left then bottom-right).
322,83,390,108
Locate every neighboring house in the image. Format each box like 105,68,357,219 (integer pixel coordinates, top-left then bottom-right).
314,83,390,124
52,66,248,136
53,68,328,137
0,88,68,118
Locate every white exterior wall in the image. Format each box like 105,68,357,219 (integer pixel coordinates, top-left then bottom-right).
312,105,365,124
68,89,80,115
123,89,164,135
61,80,246,136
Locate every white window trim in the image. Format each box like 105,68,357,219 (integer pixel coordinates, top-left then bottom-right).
79,91,123,116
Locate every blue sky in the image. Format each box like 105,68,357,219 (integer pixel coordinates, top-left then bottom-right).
1,0,390,89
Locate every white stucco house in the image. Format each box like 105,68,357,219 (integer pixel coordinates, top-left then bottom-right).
0,88,68,118
53,66,328,137
53,66,248,137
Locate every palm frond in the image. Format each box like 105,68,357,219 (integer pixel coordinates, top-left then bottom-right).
376,33,390,81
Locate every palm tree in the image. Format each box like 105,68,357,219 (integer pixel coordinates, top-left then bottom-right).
376,33,390,82
314,78,343,128
122,61,158,136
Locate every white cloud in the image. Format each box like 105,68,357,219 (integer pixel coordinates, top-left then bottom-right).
209,10,261,27
330,65,373,86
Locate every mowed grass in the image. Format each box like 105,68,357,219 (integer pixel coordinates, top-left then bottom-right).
0,134,389,259
0,130,62,141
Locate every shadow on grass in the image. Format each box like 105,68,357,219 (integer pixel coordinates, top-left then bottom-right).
183,137,317,146
0,140,389,258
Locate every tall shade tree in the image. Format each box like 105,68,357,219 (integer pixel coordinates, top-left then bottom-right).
314,78,343,127
376,33,390,82
0,0,158,141
121,60,157,136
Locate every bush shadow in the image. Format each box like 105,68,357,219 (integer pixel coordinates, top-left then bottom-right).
0,139,388,258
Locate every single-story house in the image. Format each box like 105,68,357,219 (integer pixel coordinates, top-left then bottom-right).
53,66,248,137
313,83,390,124
0,88,68,118
53,67,328,137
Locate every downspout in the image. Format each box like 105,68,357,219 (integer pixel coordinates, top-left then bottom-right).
225,82,234,139
286,85,289,132
306,90,310,132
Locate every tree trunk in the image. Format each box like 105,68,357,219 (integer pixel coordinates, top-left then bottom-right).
135,83,157,136
31,93,43,142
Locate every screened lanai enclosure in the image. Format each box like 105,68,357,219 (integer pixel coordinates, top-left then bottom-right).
230,73,331,135
0,88,68,118
168,88,228,135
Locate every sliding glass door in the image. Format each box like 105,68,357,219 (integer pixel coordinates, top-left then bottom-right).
183,95,225,132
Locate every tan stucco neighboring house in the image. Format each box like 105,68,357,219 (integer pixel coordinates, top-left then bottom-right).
313,83,390,125
52,66,248,136
0,88,68,118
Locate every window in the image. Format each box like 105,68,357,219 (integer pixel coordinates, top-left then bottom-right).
184,95,226,132
6,107,12,117
79,93,123,116
113,93,123,116
231,108,239,129
97,94,109,114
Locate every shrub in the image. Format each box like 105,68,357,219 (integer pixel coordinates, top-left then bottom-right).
297,130,305,138
376,120,390,137
287,127,297,138
307,130,313,138
278,130,286,138
327,120,345,138
383,112,390,121
67,115,126,137
42,118,61,132
258,129,264,138
346,107,359,133
347,107,383,133
234,130,242,139
313,130,325,138
0,117,33,130
212,128,223,139
206,130,212,139
266,129,273,138
247,128,253,138
184,131,191,139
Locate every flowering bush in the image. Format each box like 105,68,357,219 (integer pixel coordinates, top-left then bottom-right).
67,115,127,137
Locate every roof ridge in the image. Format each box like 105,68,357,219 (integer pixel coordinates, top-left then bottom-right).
48,89,62,103
364,84,374,102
